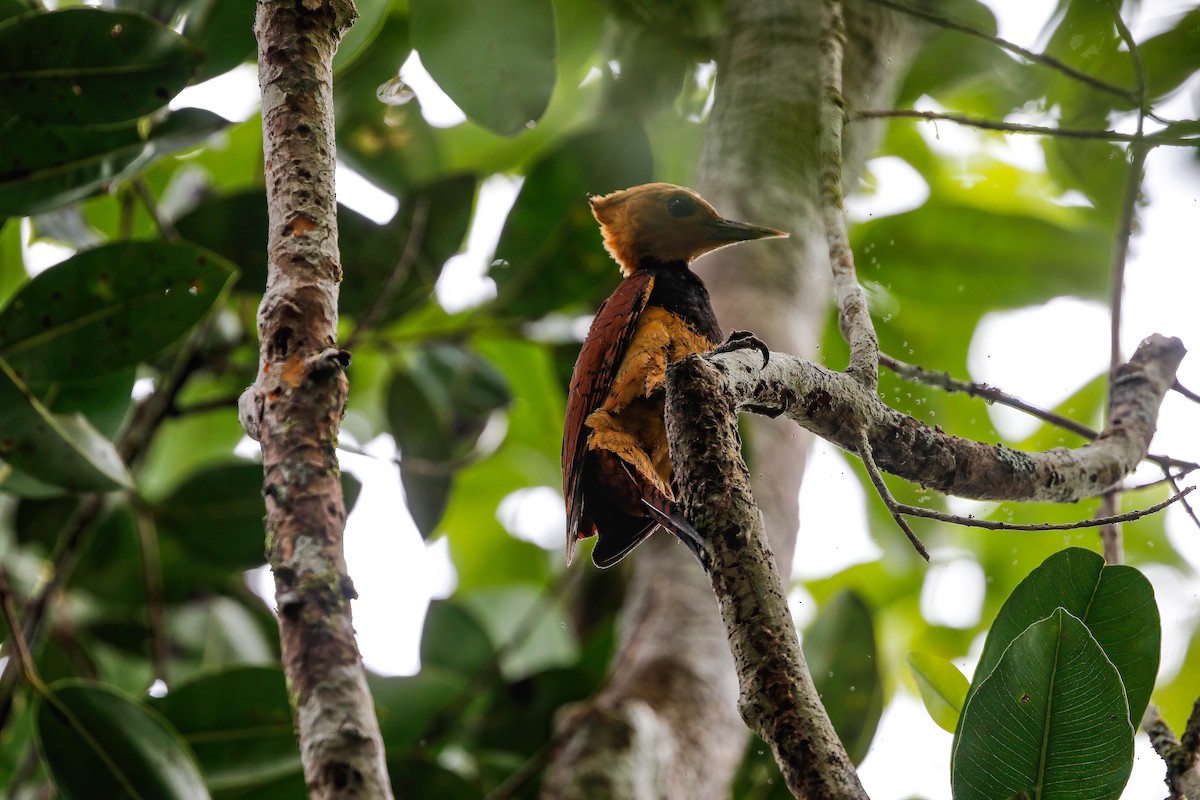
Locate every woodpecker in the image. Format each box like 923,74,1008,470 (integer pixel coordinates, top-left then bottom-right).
562,183,787,568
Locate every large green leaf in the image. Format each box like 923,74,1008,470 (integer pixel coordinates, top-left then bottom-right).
150,667,300,793
35,680,210,800
804,591,883,764
0,358,132,492
908,650,969,734
370,667,465,749
972,547,1159,726
420,599,495,679
410,0,556,136
490,123,654,318
333,0,391,74
387,342,509,538
0,241,237,382
0,108,230,217
0,119,148,216
154,461,362,571
174,176,474,317
180,0,257,83
952,608,1133,800
0,8,201,124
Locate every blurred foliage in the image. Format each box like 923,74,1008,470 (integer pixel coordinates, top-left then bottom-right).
0,0,1197,797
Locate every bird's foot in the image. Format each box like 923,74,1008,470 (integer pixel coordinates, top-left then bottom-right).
640,500,711,573
713,330,770,368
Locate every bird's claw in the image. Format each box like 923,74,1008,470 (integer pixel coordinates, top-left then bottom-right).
713,330,770,368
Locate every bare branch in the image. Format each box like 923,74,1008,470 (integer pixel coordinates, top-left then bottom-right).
897,487,1191,532
709,334,1185,504
821,0,879,389
856,430,929,559
1173,379,1200,405
852,109,1199,147
863,0,1137,103
133,505,170,686
133,177,180,242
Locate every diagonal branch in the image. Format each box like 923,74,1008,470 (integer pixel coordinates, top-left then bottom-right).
851,109,1200,147
864,0,1137,104
665,353,869,800
821,0,879,390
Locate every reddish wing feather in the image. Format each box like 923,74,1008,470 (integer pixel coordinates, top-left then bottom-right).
562,272,655,563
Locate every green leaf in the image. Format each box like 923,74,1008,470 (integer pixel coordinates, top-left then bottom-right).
151,667,300,792
490,123,654,318
370,667,464,748
973,547,1159,726
0,119,148,216
460,585,578,682
908,651,969,733
144,107,233,158
174,176,474,318
387,342,509,537
31,367,136,440
952,608,1134,800
804,591,883,764
0,241,237,382
152,461,362,572
0,358,132,492
410,0,556,136
153,462,269,571
0,217,25,307
420,600,495,679
333,0,391,74
181,0,257,83
0,9,202,124
35,680,210,800
0,0,27,25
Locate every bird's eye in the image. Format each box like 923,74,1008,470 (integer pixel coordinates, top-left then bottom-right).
666,194,697,217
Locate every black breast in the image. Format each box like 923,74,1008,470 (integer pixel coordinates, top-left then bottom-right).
642,259,722,342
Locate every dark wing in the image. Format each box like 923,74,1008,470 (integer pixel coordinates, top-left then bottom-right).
562,271,655,564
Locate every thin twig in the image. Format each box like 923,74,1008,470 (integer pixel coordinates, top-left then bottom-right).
134,505,170,686
852,109,1198,147
896,486,1191,532
483,744,555,800
856,430,930,559
344,195,431,350
821,0,879,389
118,187,136,240
133,177,180,242
865,0,1137,104
1102,3,1150,567
0,568,45,695
1172,379,1200,405
879,352,1198,482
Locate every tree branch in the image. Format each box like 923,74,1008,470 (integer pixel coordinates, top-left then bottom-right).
665,354,869,800
851,109,1199,147
242,1,393,797
702,333,1184,505
821,0,879,389
1143,703,1200,800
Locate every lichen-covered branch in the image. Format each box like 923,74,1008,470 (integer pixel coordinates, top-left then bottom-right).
1142,703,1200,800
703,334,1184,504
241,1,393,797
663,333,1183,794
664,355,869,800
820,0,878,390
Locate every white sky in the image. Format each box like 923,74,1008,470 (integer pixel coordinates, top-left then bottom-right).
56,3,1198,796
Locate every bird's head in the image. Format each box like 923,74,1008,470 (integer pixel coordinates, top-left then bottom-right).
588,183,787,277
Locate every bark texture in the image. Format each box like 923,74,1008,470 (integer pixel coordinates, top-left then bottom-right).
543,2,926,798
694,334,1184,503
661,333,1182,797
243,1,393,797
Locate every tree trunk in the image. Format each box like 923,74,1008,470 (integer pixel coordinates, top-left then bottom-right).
242,1,393,796
543,2,925,797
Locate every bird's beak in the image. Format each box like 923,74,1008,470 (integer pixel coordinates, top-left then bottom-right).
706,218,789,242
